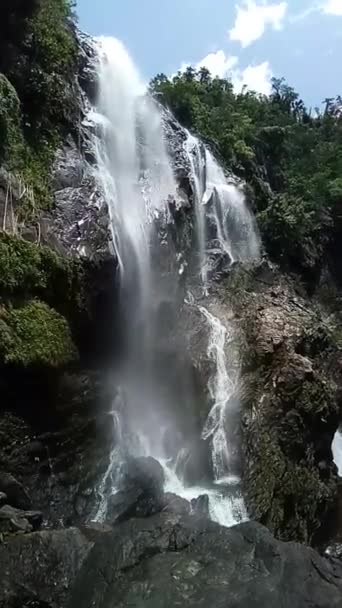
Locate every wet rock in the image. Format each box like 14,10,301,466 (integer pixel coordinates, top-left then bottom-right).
0,370,114,529
78,30,98,102
0,473,31,510
106,457,166,524
122,456,165,494
0,492,7,506
0,504,43,534
191,494,210,518
106,487,162,523
0,527,94,608
163,493,191,515
52,141,84,191
37,136,112,262
1,513,342,607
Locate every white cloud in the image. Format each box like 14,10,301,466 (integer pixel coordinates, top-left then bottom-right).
229,1,288,47
178,50,273,96
194,50,239,78
291,0,342,20
232,61,273,95
321,0,342,15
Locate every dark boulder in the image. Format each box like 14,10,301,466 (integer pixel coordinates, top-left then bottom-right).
1,515,342,607
0,527,94,608
162,493,190,515
121,456,165,493
191,493,210,518
105,457,166,524
0,473,31,510
71,516,342,608
106,487,162,523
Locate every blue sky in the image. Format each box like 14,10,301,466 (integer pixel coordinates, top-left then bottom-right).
77,0,342,107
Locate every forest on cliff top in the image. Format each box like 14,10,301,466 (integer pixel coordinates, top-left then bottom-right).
151,70,342,285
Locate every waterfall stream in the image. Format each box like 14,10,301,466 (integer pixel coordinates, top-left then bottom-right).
333,430,342,476
199,305,239,483
91,36,259,527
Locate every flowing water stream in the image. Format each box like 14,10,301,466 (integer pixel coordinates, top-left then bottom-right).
332,430,342,476
91,36,259,526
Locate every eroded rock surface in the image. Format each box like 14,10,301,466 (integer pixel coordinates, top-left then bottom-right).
225,262,342,543
1,514,342,608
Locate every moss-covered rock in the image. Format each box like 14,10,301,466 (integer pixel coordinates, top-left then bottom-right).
224,262,342,544
0,300,77,367
0,232,86,315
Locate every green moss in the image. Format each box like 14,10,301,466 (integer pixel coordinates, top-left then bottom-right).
0,233,86,316
0,300,77,367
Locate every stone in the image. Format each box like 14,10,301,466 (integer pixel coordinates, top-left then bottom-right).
122,456,165,493
0,527,93,607
191,494,209,518
162,493,191,515
0,473,31,510
1,506,342,608
71,516,342,608
0,505,43,535
106,487,162,524
52,143,84,191
0,492,7,506
106,457,166,524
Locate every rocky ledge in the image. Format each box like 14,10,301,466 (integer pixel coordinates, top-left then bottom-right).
1,511,342,608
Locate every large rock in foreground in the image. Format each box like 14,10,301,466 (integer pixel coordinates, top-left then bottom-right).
1,514,342,608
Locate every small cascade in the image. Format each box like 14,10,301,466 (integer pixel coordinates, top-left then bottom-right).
199,305,237,482
332,429,342,476
184,133,260,284
93,407,123,522
160,455,247,527
185,133,207,286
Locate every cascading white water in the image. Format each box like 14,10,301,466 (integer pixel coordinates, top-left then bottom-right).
332,430,342,476
199,306,237,482
94,36,177,341
185,134,260,285
185,133,207,286
91,37,258,528
93,406,123,522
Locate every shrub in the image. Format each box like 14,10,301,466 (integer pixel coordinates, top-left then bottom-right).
0,300,77,367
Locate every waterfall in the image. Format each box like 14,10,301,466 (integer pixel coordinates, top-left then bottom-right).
91,36,259,527
185,134,260,285
93,407,123,522
199,305,239,483
94,36,177,348
332,430,342,476
184,134,207,286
